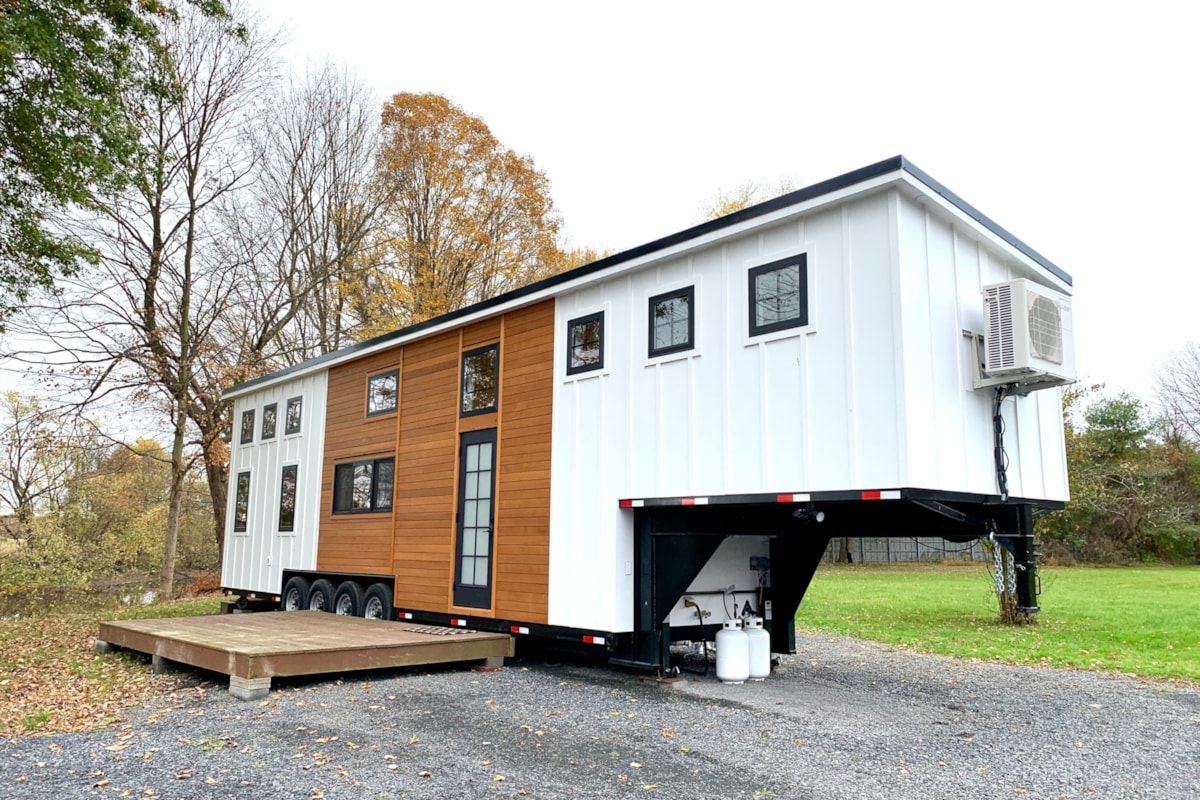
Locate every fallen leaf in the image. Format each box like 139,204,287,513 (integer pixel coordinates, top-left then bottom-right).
493,775,505,782
630,762,643,768
105,743,131,752
418,771,432,778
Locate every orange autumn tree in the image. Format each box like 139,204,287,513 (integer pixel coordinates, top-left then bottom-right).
355,93,564,335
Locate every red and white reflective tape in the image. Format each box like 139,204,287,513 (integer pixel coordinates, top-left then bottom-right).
397,612,414,620
449,618,468,627
681,497,709,506
861,490,901,500
510,626,529,635
582,635,606,646
619,499,644,508
776,493,811,503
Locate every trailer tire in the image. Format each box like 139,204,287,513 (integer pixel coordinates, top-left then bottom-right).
307,578,335,612
362,583,393,620
281,576,310,611
334,581,364,616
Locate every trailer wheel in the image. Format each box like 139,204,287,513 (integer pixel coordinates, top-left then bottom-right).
307,578,335,612
281,576,310,611
333,581,365,616
362,583,393,620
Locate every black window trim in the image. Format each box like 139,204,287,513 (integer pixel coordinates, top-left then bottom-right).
239,409,255,445
647,285,696,358
460,342,500,418
366,368,399,417
566,310,605,376
261,402,278,440
748,253,808,337
233,470,251,533
284,395,303,435
278,464,298,532
332,456,396,514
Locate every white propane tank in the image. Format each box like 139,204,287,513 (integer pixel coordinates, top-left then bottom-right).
715,619,749,684
744,616,771,680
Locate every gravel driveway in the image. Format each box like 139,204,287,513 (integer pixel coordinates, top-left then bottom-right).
3,632,1197,799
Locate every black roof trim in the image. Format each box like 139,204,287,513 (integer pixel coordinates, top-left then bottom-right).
897,157,1071,286
227,155,1070,395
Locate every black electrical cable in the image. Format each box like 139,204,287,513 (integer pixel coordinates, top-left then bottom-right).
992,385,1011,501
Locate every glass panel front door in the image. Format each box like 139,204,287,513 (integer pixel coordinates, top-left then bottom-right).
454,429,496,608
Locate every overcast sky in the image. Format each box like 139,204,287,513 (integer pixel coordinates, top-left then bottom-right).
254,0,1195,403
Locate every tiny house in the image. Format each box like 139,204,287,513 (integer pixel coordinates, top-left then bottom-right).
221,156,1074,670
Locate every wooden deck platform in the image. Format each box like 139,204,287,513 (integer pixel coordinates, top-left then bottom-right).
97,611,514,699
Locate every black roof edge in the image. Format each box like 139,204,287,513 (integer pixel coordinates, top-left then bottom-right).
227,155,1070,395
897,157,1072,287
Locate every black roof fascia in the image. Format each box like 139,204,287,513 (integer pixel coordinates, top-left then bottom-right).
897,157,1071,286
227,155,1069,395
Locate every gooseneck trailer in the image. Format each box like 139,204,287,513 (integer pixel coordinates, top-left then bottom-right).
221,156,1075,671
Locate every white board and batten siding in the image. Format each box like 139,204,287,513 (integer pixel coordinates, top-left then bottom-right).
548,185,1070,634
221,371,328,594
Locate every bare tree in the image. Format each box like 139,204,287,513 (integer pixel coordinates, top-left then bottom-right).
0,392,78,542
1156,341,1200,444
3,3,278,596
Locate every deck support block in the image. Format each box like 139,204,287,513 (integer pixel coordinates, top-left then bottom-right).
229,675,272,700
483,656,505,667
94,640,116,655
151,654,180,674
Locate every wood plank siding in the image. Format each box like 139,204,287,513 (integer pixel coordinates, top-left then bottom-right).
317,349,401,575
393,330,460,610
492,301,554,622
317,300,554,622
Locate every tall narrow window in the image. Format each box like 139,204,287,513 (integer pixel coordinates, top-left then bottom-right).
278,465,298,532
332,457,395,513
748,254,807,336
367,369,399,416
461,344,499,416
648,286,695,357
285,396,303,435
567,311,604,375
233,471,250,532
261,403,278,440
239,410,255,444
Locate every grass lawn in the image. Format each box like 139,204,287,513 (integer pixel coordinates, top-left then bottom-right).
0,595,222,736
796,564,1200,683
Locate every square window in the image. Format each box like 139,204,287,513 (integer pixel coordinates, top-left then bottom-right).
461,344,499,416
261,403,278,440
332,457,395,513
233,471,250,532
285,396,302,435
367,369,399,416
648,286,695,357
749,254,807,336
278,465,297,532
239,409,255,444
567,311,604,375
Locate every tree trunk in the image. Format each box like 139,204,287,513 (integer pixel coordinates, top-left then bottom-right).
206,455,228,568
160,405,187,599
835,537,853,563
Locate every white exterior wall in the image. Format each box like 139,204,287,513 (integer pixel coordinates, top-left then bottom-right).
893,191,1069,500
548,188,1071,633
221,371,328,594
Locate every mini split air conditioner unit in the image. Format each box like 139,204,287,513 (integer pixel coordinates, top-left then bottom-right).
977,278,1075,392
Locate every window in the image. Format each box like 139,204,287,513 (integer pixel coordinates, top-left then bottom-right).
566,311,604,375
285,396,303,435
278,465,298,532
332,457,395,513
261,403,278,440
239,410,255,444
648,286,695,357
749,254,807,336
233,471,250,532
367,369,399,416
461,344,499,416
